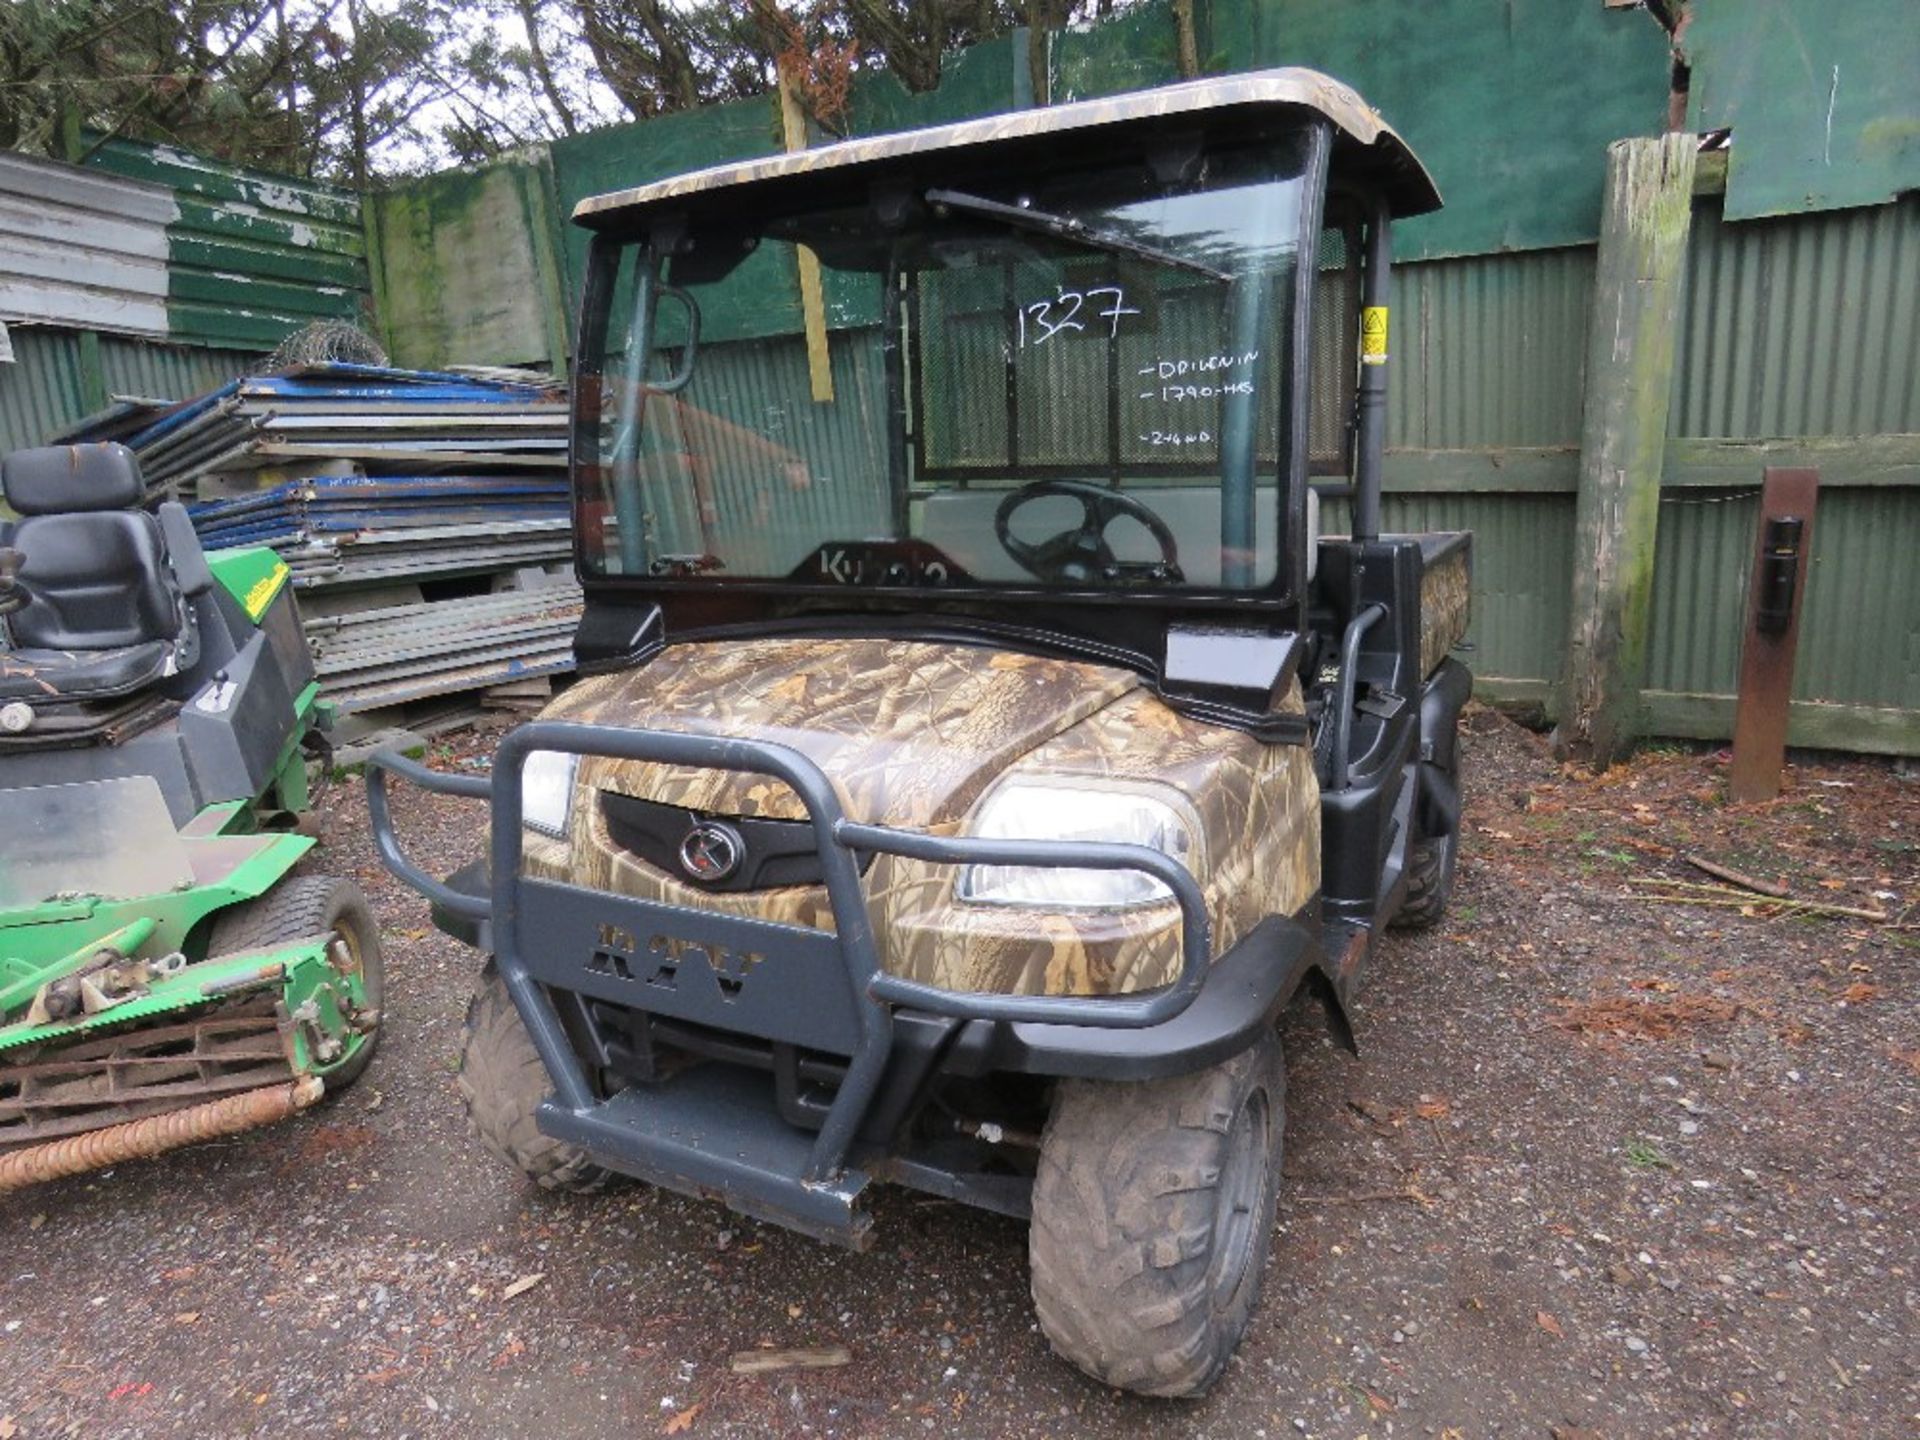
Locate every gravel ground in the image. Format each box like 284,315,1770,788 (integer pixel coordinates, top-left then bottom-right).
2,709,1915,1438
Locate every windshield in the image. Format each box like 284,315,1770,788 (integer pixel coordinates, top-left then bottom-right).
575,133,1315,597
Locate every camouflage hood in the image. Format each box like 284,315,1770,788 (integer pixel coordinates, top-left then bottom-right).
541,637,1142,828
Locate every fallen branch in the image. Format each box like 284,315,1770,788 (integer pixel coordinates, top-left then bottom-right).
729,1345,852,1375
1628,888,1888,923
1626,877,1755,897
1685,855,1790,898
1294,1187,1430,1207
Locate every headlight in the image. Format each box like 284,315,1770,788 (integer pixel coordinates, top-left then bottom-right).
956,781,1200,910
521,750,579,838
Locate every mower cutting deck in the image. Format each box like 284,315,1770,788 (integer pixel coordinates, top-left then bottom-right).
0,443,383,1188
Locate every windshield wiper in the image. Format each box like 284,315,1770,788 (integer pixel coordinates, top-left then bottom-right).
925,188,1231,284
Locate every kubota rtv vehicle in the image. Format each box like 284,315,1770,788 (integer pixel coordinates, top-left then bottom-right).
372,69,1469,1395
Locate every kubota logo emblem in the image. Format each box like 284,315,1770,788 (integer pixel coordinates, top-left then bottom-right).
678,820,743,882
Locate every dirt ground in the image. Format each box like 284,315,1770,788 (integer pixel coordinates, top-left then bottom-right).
2,709,1915,1439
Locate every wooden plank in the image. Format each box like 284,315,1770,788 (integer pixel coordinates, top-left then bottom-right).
1554,134,1696,769
1372,435,1920,495
0,193,169,260
515,155,574,376
173,197,366,257
729,1345,853,1374
1381,446,1579,494
0,278,168,335
76,329,107,411
0,234,167,296
1691,149,1729,198
164,300,356,350
168,268,356,318
776,67,835,405
1644,691,1918,758
86,139,362,227
168,233,366,290
1473,677,1920,758
1729,468,1820,800
1665,433,1920,489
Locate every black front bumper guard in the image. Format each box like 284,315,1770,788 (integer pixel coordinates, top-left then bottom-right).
367,722,1322,1245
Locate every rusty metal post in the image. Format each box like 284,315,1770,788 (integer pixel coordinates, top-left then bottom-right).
1728,467,1820,802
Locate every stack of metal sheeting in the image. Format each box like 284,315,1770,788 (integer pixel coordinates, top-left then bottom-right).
302,583,581,713
86,363,583,716
188,475,573,586
118,363,569,501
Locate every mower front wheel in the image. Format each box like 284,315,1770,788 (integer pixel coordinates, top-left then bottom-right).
207,874,385,1089
458,961,615,1195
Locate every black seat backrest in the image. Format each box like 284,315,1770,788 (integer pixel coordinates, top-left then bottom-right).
1,444,183,652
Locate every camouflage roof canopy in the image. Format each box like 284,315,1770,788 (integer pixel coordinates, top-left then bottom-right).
572,68,1441,231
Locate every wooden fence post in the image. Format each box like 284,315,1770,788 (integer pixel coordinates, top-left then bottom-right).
1554,132,1696,769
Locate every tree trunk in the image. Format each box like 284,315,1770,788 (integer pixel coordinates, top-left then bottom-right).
1172,0,1201,79
515,0,579,135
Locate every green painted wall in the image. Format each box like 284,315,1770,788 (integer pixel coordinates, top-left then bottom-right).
1686,0,1920,222
368,153,569,371
1211,0,1674,260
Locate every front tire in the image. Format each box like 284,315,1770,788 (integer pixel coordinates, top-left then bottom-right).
206,875,384,1089
458,961,614,1194
1028,1034,1286,1397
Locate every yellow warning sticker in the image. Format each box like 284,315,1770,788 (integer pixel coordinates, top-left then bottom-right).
1361,306,1389,365
243,561,290,620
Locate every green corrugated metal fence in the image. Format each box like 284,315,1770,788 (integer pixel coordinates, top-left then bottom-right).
0,327,259,453
1376,192,1920,750
83,139,370,349
1,138,372,454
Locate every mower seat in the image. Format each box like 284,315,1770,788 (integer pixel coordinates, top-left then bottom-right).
0,444,194,705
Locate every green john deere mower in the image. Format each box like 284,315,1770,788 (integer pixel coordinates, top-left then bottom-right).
0,443,383,1191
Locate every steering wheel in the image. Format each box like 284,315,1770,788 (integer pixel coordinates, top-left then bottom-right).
0,548,26,618
993,480,1184,586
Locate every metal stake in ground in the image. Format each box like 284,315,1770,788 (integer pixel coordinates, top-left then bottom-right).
1729,466,1819,802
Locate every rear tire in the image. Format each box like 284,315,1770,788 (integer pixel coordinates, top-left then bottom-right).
458,961,613,1194
1393,714,1465,931
1392,827,1458,930
206,875,384,1090
1028,1033,1286,1397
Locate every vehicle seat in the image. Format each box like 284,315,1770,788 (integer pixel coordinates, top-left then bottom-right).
0,444,193,704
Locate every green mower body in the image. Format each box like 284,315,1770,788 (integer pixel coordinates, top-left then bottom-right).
0,443,383,1169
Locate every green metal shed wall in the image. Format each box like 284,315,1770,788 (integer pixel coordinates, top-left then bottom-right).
83,139,370,350
1372,194,1920,749
1642,194,1920,745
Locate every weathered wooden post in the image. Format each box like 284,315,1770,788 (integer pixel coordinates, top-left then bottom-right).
1728,468,1820,802
1554,132,1696,769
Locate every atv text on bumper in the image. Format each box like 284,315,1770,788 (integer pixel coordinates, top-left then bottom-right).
368,721,1324,1247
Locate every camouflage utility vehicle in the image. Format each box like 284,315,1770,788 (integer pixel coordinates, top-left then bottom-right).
372,69,1469,1395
